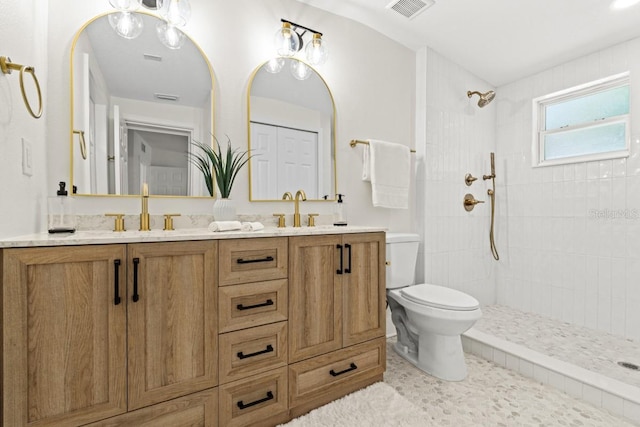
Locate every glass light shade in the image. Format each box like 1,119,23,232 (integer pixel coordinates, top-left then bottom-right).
290,60,312,81
305,34,328,65
264,57,285,73
161,0,191,27
109,0,142,12
109,12,144,39
156,22,186,49
274,22,300,57
611,0,640,9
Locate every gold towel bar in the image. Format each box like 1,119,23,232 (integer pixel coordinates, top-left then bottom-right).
349,139,416,153
0,56,42,119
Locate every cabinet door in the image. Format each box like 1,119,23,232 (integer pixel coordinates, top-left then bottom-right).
289,235,342,363
2,245,127,427
342,232,386,346
127,241,218,410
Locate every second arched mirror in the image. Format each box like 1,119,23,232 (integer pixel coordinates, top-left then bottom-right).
248,58,336,201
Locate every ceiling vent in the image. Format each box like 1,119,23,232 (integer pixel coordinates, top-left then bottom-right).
386,0,435,20
154,93,179,101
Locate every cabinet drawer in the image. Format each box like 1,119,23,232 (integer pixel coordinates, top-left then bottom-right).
219,279,288,332
289,338,386,409
219,238,288,286
219,322,288,384
219,367,288,427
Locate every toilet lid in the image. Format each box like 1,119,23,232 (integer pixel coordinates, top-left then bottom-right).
400,284,480,311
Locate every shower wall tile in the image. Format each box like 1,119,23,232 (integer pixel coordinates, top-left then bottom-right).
418,48,497,305
495,37,640,342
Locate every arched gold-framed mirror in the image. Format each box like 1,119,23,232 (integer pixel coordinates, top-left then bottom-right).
70,11,214,197
247,58,336,201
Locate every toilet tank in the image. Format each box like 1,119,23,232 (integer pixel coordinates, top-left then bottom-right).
386,233,420,290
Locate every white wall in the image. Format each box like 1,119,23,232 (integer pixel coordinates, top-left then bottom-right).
0,0,49,237
416,48,497,305
496,38,640,341
40,0,415,231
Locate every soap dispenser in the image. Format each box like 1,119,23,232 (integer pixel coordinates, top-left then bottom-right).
48,181,76,233
333,194,347,226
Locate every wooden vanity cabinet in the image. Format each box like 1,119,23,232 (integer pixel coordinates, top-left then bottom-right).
1,232,385,426
288,232,386,412
1,240,219,427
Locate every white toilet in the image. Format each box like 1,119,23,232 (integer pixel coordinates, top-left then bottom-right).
386,233,481,381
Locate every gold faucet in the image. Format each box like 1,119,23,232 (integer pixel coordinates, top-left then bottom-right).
293,189,307,227
140,183,150,231
282,192,293,200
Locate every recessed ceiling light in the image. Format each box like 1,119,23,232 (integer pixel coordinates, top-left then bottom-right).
611,0,640,10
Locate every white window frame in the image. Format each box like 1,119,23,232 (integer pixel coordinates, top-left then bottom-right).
532,72,630,167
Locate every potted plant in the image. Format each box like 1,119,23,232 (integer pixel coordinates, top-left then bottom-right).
190,135,251,220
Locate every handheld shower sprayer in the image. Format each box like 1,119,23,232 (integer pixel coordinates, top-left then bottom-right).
483,152,499,260
467,90,495,108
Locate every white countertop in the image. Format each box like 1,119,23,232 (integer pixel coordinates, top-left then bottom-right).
0,226,387,248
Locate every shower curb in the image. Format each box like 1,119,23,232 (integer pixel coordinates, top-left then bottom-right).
462,328,640,425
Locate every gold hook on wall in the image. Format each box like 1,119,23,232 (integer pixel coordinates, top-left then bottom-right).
0,56,43,119
73,130,87,160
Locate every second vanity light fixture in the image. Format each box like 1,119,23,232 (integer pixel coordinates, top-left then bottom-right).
108,0,191,49
267,19,329,79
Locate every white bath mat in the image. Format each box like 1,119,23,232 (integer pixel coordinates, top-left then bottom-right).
278,382,428,427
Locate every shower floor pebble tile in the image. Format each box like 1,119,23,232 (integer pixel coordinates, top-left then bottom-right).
474,305,640,388
384,340,637,426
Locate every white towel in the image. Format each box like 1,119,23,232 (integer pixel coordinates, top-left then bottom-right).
366,139,411,209
362,144,372,182
241,221,265,232
208,220,242,232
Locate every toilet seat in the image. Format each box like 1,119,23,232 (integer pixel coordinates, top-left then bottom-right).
400,284,479,311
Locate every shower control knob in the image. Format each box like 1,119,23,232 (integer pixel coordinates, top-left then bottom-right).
464,173,478,186
463,193,484,212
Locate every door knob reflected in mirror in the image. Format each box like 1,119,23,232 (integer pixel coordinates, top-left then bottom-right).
463,193,484,212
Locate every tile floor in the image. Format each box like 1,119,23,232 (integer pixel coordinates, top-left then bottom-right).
383,340,637,426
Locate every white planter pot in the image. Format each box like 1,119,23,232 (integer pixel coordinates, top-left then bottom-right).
213,198,236,221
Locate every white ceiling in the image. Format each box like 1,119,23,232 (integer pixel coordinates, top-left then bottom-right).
294,0,640,87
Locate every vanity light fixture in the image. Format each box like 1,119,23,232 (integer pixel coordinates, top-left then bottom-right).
273,19,328,65
290,59,312,81
264,57,285,73
610,0,640,9
108,0,144,39
107,0,190,49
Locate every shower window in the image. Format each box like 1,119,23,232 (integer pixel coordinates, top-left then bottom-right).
532,72,630,167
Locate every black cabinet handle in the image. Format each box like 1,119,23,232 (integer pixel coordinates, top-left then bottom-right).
132,257,140,302
237,344,274,360
345,243,352,274
237,299,274,311
237,256,274,264
237,391,274,410
329,362,358,377
336,244,343,274
114,259,121,306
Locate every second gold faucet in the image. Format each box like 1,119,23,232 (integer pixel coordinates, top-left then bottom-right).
293,189,307,227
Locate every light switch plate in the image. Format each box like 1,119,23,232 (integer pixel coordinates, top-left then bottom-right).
22,138,33,176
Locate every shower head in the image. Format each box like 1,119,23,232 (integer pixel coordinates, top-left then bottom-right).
467,90,495,108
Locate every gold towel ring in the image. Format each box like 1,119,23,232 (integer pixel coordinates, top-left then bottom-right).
73,130,87,160
1,56,43,119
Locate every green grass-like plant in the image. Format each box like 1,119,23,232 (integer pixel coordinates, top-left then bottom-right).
189,136,251,198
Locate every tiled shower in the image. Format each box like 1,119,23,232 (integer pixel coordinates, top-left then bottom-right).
418,39,640,343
